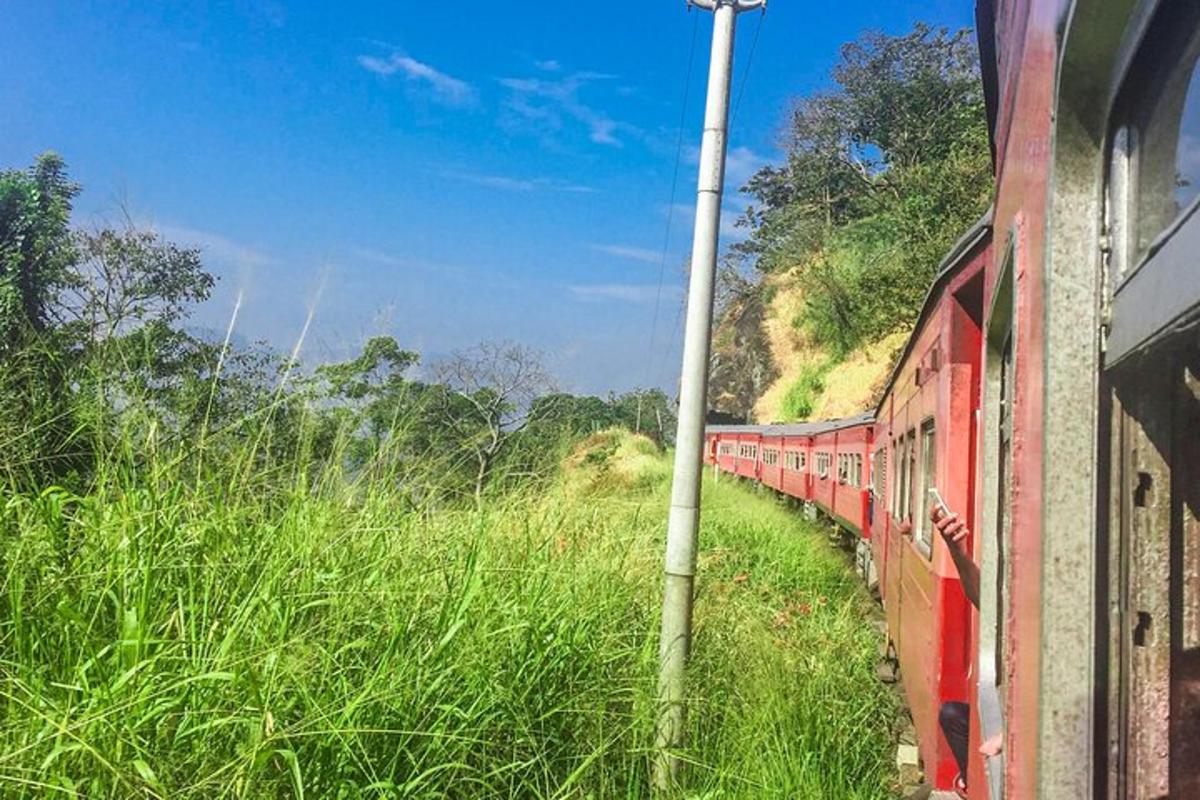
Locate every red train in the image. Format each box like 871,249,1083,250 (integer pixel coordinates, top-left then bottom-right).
705,1,1200,796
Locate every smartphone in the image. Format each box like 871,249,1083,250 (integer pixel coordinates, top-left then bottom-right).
928,487,951,518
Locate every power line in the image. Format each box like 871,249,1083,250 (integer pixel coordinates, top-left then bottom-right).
657,5,765,393
730,5,764,128
641,10,700,398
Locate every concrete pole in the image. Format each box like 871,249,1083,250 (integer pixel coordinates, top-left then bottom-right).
653,0,762,790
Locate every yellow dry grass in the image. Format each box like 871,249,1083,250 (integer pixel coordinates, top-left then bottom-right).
752,273,910,421
753,273,828,423
809,330,910,419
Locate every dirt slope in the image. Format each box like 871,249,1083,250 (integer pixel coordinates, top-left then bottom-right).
752,276,908,422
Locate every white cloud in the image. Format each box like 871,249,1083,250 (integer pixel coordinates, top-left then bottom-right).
358,52,476,108
498,71,631,146
444,170,594,193
535,59,561,72
569,284,678,304
723,146,768,190
591,243,661,264
349,246,406,267
149,222,273,268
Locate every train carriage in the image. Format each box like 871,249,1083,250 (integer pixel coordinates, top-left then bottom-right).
760,431,784,493
827,415,874,538
873,216,990,792
704,2,1200,794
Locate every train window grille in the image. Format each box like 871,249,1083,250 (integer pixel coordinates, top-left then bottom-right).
763,448,779,466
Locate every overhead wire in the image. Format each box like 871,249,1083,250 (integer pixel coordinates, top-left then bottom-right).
657,4,766,393
640,10,701,400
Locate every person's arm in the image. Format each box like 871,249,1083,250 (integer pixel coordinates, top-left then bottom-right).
932,508,980,609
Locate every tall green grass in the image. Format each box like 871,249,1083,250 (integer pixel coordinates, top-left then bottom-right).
0,428,897,798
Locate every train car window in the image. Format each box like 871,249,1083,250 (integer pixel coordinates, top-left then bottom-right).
891,440,902,517
1106,3,1200,366
897,433,914,521
799,451,806,470
1115,4,1200,264
905,436,913,519
874,446,887,501
916,419,936,557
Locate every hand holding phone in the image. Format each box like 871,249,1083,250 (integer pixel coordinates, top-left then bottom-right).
928,487,951,519
928,488,969,544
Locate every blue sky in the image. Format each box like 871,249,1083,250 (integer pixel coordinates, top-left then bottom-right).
0,0,972,395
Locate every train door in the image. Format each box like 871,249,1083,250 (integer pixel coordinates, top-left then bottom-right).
1102,5,1200,796
977,240,1014,798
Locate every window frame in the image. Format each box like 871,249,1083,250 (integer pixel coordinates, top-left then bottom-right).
1105,3,1200,366
915,418,936,558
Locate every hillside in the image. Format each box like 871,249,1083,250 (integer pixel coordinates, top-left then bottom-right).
710,274,907,424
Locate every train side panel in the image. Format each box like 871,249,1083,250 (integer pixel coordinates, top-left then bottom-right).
875,233,988,791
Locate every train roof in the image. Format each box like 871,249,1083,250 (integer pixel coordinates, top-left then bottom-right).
707,411,874,437
873,210,993,417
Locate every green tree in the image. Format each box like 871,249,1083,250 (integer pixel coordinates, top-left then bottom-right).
733,24,991,353
0,153,78,350
432,342,555,504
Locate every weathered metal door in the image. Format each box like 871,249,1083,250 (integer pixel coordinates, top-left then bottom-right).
1107,338,1200,800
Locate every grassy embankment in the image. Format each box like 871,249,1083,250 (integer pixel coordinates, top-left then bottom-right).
754,276,910,423
1,429,898,798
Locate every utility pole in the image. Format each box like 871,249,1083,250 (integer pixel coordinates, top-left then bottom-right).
654,0,764,790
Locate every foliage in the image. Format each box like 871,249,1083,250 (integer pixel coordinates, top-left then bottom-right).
779,359,832,420
732,24,992,354
0,153,78,349
0,155,675,501
0,150,900,797
0,426,898,798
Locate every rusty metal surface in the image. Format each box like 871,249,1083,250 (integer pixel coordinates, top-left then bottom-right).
1108,337,1200,798
1170,349,1200,798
